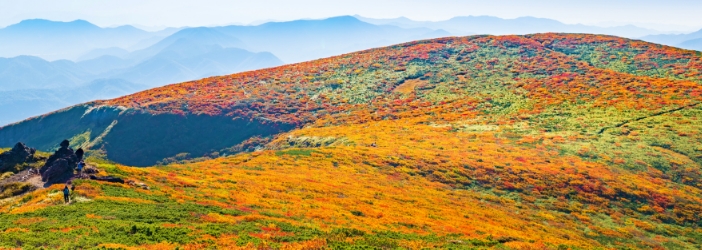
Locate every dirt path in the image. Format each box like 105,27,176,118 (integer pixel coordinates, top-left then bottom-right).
597,102,701,134
26,175,46,189
0,168,40,186
0,169,45,199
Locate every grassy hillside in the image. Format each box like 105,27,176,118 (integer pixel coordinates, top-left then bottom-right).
1,34,702,248
2,34,701,167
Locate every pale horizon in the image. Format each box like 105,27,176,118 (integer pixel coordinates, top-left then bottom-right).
2,0,701,32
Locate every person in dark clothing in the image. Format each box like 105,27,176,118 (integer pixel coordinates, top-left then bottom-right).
63,185,70,203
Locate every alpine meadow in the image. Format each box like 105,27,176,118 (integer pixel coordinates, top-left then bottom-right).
2,30,702,249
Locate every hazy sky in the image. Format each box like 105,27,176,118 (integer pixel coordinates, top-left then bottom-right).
1,0,701,31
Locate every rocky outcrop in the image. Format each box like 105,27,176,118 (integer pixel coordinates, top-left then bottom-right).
41,158,73,183
75,148,84,162
127,180,150,190
0,142,37,173
89,175,124,183
83,166,99,175
40,140,82,184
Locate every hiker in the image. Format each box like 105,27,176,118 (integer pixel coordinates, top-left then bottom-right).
370,141,377,147
77,160,85,177
63,184,70,203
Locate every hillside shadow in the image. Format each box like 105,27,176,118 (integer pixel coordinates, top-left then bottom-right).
101,112,296,166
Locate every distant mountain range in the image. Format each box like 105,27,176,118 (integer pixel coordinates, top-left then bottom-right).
354,15,664,38
211,16,450,63
0,16,449,125
0,27,284,91
0,26,284,125
640,29,702,51
354,15,702,51
0,19,179,61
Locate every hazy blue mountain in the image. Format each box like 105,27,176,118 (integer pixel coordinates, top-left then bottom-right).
125,27,247,62
155,27,247,49
213,16,451,63
640,29,702,48
678,38,702,51
0,23,282,91
73,27,252,76
642,29,702,45
76,55,133,75
106,39,281,87
0,23,284,125
2,16,444,90
0,16,453,125
126,34,173,51
0,79,147,126
0,56,89,90
353,16,423,29
0,19,178,61
0,45,282,125
355,15,662,38
77,47,130,61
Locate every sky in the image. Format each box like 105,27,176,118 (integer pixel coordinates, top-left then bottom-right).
1,0,701,31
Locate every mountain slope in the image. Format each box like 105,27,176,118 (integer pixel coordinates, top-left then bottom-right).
1,34,702,248
3,34,701,164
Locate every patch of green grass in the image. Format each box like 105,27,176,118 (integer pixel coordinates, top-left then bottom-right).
0,182,33,199
85,158,130,178
275,149,316,157
67,130,92,151
0,172,13,181
0,198,253,248
99,184,170,203
241,165,265,171
350,210,365,217
0,197,486,249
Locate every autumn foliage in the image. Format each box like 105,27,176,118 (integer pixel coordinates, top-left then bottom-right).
2,34,702,249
